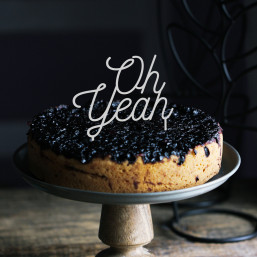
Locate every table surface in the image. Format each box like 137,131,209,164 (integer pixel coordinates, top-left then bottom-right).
1,179,257,257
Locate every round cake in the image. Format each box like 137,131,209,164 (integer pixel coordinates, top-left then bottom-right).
27,101,223,193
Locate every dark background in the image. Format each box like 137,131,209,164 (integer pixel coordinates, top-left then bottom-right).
1,0,257,186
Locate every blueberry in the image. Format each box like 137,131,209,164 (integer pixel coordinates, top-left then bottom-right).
150,158,156,163
164,152,170,158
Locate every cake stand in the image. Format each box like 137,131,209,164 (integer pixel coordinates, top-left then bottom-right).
13,141,240,257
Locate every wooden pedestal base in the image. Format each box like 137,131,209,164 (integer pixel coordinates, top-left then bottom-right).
96,204,155,257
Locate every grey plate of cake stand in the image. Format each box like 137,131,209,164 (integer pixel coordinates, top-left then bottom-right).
14,141,240,257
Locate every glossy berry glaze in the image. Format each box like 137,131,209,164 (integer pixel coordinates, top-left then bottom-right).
28,101,222,165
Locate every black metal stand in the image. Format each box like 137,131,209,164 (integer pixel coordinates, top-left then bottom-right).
156,0,257,243
170,202,257,243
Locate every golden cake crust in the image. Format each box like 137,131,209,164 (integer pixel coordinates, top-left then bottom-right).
28,134,223,193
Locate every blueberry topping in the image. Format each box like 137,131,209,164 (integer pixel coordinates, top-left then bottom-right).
28,101,221,165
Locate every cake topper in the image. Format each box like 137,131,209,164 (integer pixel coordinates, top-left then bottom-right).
73,55,173,141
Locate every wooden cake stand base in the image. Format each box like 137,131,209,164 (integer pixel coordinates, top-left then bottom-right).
97,204,154,257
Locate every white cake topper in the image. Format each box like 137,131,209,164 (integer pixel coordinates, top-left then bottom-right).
73,55,173,141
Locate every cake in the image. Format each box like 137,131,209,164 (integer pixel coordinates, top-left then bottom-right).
27,101,223,193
